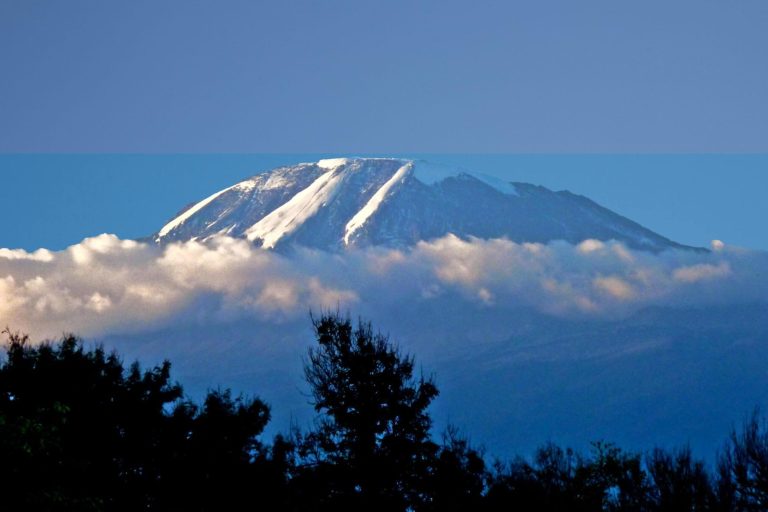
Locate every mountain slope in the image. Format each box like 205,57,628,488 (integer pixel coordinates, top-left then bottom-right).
153,157,699,252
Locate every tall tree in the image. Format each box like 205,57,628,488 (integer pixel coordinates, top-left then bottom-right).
297,313,439,511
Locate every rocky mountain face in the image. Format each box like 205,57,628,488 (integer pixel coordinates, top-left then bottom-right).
153,157,698,252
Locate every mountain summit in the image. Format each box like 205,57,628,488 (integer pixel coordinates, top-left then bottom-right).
153,158,696,252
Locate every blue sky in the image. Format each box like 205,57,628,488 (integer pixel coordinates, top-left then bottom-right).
1,3,766,250
1,1,767,152
1,154,766,251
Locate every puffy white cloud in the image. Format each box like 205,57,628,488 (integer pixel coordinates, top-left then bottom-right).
0,247,54,262
0,233,766,339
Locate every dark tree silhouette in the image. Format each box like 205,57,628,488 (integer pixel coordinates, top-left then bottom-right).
0,330,282,511
296,312,439,511
3,320,767,511
486,443,583,511
485,441,654,512
0,331,183,510
717,409,768,512
577,441,651,512
647,446,713,511
153,389,278,510
425,426,487,511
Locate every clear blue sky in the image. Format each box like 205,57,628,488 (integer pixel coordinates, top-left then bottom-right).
1,154,766,251
1,1,767,152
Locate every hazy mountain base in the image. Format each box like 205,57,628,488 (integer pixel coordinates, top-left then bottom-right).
100,302,768,461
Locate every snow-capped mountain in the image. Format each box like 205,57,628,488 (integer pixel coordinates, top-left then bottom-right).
153,157,698,252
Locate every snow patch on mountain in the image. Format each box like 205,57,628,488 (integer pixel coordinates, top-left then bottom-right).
317,158,350,169
344,161,413,245
234,179,258,192
152,157,700,253
245,166,346,248
157,185,235,240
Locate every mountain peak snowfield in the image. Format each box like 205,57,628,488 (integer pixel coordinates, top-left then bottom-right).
154,158,698,252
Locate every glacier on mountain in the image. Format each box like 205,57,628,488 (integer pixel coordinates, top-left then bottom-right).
153,157,700,253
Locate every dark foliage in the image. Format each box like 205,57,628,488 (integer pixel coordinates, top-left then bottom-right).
293,313,440,511
485,441,651,511
2,318,768,511
716,409,768,511
424,427,487,511
0,330,284,511
647,446,714,511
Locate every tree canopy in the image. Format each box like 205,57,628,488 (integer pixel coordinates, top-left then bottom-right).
1,319,767,511
0,330,282,510
295,313,439,510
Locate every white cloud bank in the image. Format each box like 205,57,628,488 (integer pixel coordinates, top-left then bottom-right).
1,234,766,339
